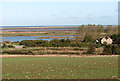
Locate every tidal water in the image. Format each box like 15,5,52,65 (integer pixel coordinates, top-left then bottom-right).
1,35,75,42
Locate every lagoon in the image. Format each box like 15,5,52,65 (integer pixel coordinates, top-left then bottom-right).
1,35,75,42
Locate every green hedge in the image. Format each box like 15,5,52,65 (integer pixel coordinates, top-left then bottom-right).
19,39,90,47
2,50,28,55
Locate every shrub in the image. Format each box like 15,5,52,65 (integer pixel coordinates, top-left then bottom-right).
87,43,96,54
79,42,90,47
2,43,8,48
19,40,37,47
2,50,28,55
102,44,120,55
27,50,35,55
111,34,120,44
7,45,15,48
19,39,95,47
83,33,94,42
112,45,120,54
4,41,11,44
102,45,112,55
95,43,101,48
74,48,79,50
19,40,49,47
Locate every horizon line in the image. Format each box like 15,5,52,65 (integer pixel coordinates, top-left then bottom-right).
0,24,118,27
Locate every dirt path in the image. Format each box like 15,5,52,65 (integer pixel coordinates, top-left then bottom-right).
0,55,118,58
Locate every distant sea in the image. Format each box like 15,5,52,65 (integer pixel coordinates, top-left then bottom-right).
0,24,117,28
0,25,80,28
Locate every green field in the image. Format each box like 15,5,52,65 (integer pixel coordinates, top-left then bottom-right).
2,56,118,79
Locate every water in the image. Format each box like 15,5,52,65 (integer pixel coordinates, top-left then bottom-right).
0,25,116,28
1,35,75,42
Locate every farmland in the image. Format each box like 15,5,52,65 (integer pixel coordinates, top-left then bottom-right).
1,25,119,79
2,56,118,79
2,47,102,55
1,1,119,80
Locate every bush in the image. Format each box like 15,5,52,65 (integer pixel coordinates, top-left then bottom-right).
19,40,49,47
112,45,120,54
102,45,112,55
111,34,120,44
2,43,8,48
4,41,11,44
7,45,15,48
11,41,19,44
83,33,94,42
74,48,79,50
27,50,35,55
2,50,28,55
102,44,120,55
79,42,90,47
19,39,96,48
19,40,36,47
20,39,73,47
2,44,15,49
87,43,96,54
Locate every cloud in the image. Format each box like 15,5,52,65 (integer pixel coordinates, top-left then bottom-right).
60,11,68,14
65,16,81,19
51,14,57,17
98,16,112,19
50,11,68,17
85,15,116,21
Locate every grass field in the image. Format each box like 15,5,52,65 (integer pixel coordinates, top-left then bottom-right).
2,56,118,79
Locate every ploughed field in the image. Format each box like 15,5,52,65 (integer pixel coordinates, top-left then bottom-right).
2,56,118,79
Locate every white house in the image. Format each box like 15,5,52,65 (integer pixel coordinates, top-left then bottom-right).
101,36,113,45
13,45,25,48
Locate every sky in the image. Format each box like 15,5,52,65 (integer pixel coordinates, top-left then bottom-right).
1,0,119,2
1,2,118,26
